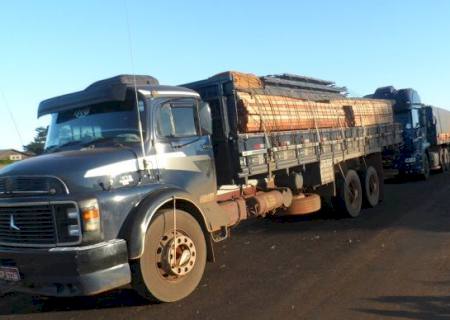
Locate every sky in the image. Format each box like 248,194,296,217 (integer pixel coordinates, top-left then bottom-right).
1,0,450,150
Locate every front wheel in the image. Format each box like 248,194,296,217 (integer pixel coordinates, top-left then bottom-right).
441,148,450,172
420,155,430,180
131,209,207,302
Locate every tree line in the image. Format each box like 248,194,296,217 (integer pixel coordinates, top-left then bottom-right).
23,126,47,155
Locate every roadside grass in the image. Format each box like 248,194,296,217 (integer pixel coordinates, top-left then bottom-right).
0,159,13,168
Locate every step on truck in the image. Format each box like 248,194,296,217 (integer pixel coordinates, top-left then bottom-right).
368,86,450,179
0,72,401,302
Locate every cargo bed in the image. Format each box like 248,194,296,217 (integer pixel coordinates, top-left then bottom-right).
237,124,402,181
183,71,402,185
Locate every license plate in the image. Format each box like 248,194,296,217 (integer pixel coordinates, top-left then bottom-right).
0,266,21,282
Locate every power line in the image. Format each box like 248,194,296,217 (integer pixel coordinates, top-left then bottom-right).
0,88,24,147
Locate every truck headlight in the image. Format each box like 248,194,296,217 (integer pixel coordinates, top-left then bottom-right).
67,207,81,236
53,203,82,245
79,199,101,232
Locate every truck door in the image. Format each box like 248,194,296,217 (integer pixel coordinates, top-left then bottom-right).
153,97,217,202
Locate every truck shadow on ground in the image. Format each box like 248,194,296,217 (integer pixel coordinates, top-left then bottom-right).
384,171,442,185
353,295,450,319
256,172,450,235
0,289,153,315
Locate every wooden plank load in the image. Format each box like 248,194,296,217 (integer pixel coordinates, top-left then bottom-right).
211,71,394,134
236,92,394,133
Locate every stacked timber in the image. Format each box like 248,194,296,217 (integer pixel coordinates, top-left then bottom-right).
211,71,394,133
236,93,394,132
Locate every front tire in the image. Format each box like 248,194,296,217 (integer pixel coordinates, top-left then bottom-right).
441,148,450,172
131,209,207,302
420,155,430,180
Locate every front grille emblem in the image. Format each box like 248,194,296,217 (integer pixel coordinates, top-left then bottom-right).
9,215,20,231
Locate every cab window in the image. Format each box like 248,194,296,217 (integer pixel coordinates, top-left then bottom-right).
157,99,199,138
411,109,420,128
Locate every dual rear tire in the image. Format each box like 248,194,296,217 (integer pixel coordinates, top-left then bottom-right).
361,166,381,208
334,166,380,218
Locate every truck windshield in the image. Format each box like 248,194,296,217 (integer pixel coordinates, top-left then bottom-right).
395,111,413,129
45,98,145,152
395,109,420,130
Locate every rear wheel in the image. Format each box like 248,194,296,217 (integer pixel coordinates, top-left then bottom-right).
131,209,207,302
333,169,363,218
361,166,380,208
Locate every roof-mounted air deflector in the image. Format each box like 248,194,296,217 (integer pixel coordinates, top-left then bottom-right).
371,86,421,105
372,86,397,100
86,75,159,90
38,74,159,117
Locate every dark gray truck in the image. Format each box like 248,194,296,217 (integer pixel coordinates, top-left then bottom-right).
0,74,401,302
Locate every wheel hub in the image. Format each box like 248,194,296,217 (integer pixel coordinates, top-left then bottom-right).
157,232,197,278
369,175,378,194
348,182,358,204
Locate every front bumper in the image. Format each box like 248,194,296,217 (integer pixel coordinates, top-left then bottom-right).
0,239,131,296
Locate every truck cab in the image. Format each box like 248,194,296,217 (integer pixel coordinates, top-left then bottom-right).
0,75,229,301
370,86,431,178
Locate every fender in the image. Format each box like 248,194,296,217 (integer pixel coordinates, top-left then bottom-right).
118,185,227,260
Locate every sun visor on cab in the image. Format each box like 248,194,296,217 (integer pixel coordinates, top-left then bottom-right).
37,74,159,117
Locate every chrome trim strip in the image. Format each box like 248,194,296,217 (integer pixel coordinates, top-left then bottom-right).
138,89,200,98
10,191,50,195
49,239,125,252
0,202,49,207
241,149,267,156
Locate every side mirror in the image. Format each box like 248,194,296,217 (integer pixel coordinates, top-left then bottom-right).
199,102,212,136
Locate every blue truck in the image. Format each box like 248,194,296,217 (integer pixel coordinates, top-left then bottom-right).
368,86,450,179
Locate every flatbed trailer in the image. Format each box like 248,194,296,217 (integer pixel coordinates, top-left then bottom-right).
184,72,402,199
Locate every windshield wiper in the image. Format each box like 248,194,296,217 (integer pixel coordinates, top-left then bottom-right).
45,140,84,153
81,137,125,148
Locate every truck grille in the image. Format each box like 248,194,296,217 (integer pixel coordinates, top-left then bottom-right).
0,205,57,247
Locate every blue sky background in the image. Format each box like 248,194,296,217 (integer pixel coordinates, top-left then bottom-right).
1,0,450,150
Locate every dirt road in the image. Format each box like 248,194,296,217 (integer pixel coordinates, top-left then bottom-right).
2,173,450,320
